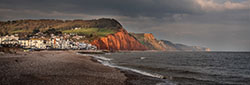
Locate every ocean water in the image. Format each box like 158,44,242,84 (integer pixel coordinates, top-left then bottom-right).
98,52,250,85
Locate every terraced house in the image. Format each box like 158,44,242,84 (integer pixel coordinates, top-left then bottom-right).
0,34,97,50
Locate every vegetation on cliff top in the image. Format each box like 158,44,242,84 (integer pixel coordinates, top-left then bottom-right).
0,18,209,51
0,18,122,36
62,28,115,37
129,33,146,45
130,33,166,50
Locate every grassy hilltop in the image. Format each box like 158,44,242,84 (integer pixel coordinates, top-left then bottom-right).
62,28,115,37
0,18,121,35
0,18,122,42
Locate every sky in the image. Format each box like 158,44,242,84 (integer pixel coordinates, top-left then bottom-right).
0,0,249,51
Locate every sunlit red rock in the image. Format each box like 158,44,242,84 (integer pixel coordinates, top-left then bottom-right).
130,33,166,51
91,28,147,51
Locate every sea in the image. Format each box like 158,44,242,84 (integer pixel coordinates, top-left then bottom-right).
84,51,250,85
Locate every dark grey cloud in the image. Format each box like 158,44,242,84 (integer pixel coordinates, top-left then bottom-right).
0,0,249,51
116,7,250,51
0,0,202,18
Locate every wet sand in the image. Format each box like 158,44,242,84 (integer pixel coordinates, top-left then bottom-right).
0,51,164,85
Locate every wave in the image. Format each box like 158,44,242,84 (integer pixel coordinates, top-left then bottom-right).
77,53,176,85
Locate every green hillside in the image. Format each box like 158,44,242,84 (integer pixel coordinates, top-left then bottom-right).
62,28,115,37
0,18,122,36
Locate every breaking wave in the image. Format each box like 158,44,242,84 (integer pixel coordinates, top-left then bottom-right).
77,53,176,85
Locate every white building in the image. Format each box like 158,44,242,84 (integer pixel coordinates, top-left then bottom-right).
19,39,30,48
28,39,46,49
1,39,19,45
0,35,19,44
1,34,97,50
0,35,19,45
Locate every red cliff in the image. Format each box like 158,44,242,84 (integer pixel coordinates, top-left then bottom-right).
91,28,147,51
130,33,166,50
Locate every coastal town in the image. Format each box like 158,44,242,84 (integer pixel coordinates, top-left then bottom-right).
2,0,250,84
0,32,97,50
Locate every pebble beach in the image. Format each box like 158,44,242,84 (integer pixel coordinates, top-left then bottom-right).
0,51,164,85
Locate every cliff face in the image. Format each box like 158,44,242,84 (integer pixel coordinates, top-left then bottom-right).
158,40,177,51
130,33,165,50
143,33,166,50
91,29,147,51
161,40,210,51
0,18,210,51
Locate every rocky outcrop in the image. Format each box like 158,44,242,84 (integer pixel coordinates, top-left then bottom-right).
93,30,211,51
130,33,165,50
158,40,177,51
91,29,147,51
0,18,210,51
160,40,210,51
175,44,211,51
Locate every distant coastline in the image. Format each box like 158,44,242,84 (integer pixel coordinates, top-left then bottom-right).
0,18,210,52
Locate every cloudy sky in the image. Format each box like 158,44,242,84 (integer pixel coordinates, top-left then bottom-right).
0,0,249,51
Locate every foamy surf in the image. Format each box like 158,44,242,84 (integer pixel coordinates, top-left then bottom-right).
77,53,176,85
